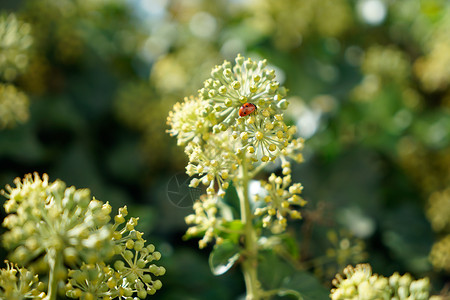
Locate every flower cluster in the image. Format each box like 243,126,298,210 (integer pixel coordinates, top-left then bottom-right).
184,194,225,249
168,54,297,164
0,261,46,299
1,173,164,299
254,174,306,233
111,206,165,297
167,96,210,146
2,173,114,271
0,83,29,129
429,234,450,273
66,206,165,299
330,264,430,300
0,13,33,81
167,54,306,248
185,133,238,197
199,54,287,129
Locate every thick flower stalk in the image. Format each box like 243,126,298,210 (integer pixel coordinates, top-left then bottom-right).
167,54,306,299
0,261,46,299
330,264,430,300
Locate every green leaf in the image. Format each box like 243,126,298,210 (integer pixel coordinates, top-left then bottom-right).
280,271,330,300
219,220,244,244
209,241,241,276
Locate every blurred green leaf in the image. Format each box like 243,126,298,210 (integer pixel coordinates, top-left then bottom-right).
209,240,241,276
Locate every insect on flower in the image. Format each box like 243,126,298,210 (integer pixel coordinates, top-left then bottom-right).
239,103,257,117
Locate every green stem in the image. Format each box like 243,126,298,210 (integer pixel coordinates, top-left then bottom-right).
46,248,61,300
238,159,261,300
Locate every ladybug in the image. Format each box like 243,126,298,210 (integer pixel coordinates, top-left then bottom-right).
239,103,257,117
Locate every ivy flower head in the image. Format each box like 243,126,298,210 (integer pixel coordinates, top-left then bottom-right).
0,13,33,81
167,96,211,145
185,132,239,196
111,206,165,297
254,173,307,233
0,83,29,129
185,194,225,249
234,114,297,162
199,54,288,132
331,264,430,300
1,173,114,271
0,261,46,299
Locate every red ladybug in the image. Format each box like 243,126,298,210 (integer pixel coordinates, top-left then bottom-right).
239,103,257,117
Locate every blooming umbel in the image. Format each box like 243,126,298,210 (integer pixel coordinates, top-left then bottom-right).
185,132,238,197
0,261,46,299
167,96,211,145
199,54,288,130
254,174,306,233
0,13,33,81
168,54,297,164
167,55,306,299
0,83,29,129
1,173,164,299
185,194,225,249
2,173,114,270
330,264,430,300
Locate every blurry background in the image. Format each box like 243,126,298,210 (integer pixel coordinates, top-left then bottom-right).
0,0,449,298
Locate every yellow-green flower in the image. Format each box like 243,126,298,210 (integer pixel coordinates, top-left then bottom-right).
0,83,29,129
199,54,288,132
254,173,306,233
1,173,114,271
167,96,211,145
0,261,46,300
185,132,238,196
185,194,225,249
330,264,430,300
0,13,33,81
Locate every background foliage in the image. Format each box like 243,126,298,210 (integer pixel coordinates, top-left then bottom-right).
0,0,449,299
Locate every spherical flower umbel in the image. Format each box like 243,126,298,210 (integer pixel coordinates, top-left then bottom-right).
0,13,33,81
111,206,165,297
167,96,211,145
234,114,297,162
185,194,225,249
0,261,46,299
185,132,238,196
199,54,288,132
1,173,114,270
330,264,430,300
254,173,307,233
0,83,29,129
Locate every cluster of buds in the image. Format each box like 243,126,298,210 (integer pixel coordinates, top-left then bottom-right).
0,13,33,81
167,54,297,165
254,173,307,233
0,261,46,299
185,133,238,197
1,173,164,299
66,208,166,299
184,194,226,249
2,173,114,271
167,54,307,246
330,264,430,300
